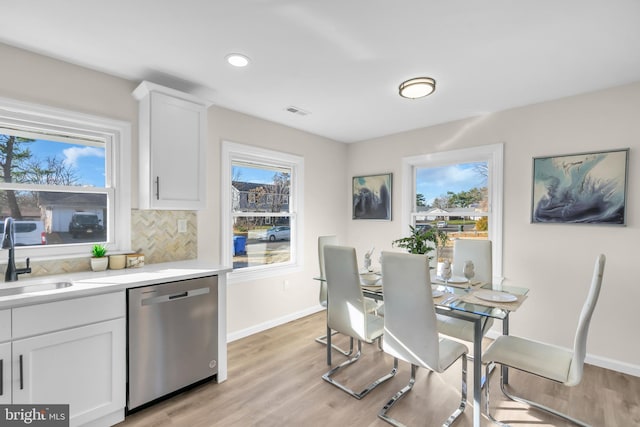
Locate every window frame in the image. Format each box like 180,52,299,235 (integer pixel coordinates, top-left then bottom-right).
401,143,504,281
221,141,304,282
0,96,131,260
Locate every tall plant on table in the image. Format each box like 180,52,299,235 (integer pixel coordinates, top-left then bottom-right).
435,229,449,261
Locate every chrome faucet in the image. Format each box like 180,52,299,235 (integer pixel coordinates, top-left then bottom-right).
2,217,32,282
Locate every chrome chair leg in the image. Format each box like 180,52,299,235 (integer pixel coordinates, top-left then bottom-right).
315,330,355,357
445,353,468,426
379,355,467,427
322,340,398,400
484,362,591,427
378,364,418,427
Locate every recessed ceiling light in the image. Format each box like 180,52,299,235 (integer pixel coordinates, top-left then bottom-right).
226,53,250,67
399,77,436,99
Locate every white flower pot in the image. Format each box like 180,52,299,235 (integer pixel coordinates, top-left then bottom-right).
90,257,108,272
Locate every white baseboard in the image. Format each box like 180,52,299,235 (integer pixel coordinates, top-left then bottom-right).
585,354,640,377
485,330,640,377
227,305,325,343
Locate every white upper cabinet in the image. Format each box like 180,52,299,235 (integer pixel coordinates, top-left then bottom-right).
133,81,211,210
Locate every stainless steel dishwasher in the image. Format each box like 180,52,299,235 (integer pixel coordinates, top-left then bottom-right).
127,275,218,411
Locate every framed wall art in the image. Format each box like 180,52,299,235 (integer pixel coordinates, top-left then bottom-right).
352,173,392,220
531,148,629,225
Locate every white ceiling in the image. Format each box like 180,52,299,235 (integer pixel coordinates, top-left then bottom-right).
1,1,639,143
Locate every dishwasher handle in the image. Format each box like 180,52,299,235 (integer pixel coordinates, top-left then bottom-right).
168,291,188,300
140,287,210,306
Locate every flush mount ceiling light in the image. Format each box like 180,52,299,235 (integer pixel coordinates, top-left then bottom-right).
225,53,250,67
398,77,436,99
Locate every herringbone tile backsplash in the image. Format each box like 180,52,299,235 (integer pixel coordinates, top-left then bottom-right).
25,210,198,277
131,209,197,264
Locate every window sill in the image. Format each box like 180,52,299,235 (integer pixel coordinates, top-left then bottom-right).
227,263,302,284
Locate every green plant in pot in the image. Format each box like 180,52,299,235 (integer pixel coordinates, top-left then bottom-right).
392,225,437,261
90,244,109,272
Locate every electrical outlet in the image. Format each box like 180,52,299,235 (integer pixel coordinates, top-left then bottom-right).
177,219,187,233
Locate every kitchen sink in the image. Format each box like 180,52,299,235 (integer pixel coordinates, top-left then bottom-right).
0,281,73,297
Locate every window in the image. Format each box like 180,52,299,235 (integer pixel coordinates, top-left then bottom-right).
401,143,503,280
0,97,131,259
222,141,304,281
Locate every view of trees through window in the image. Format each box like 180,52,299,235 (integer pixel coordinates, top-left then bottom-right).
414,161,489,259
231,162,292,269
0,132,108,246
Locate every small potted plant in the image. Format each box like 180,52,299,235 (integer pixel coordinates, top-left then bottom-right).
90,244,108,272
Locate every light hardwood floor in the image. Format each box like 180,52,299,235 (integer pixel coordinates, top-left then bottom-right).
117,312,640,426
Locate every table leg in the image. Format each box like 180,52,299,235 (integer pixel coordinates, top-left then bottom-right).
326,325,332,366
502,314,510,385
473,316,482,427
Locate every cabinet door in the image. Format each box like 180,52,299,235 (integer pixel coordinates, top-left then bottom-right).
0,342,10,404
147,91,206,209
12,318,125,426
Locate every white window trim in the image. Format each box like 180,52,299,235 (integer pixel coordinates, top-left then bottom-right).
0,96,131,261
401,143,504,282
221,141,304,283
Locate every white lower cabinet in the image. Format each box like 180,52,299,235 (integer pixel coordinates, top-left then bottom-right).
0,341,11,404
12,319,125,426
7,292,126,427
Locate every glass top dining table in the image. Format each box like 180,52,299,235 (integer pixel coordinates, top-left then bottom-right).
315,275,529,427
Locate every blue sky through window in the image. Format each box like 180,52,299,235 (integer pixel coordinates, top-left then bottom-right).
233,164,281,184
29,139,105,187
417,161,487,205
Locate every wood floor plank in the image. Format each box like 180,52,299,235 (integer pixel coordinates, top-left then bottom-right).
117,312,640,426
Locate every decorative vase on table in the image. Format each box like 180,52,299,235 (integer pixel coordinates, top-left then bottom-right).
438,259,452,282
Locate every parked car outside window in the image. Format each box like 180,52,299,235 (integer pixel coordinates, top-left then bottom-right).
437,220,447,228
415,224,433,234
0,220,47,246
265,226,290,241
68,212,104,238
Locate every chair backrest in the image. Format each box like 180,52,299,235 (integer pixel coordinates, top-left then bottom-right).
452,239,492,283
381,251,441,371
567,253,606,386
318,235,338,305
323,245,369,341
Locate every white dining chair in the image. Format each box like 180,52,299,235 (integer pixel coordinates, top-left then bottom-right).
438,239,494,347
321,245,398,399
315,235,354,356
483,253,606,426
379,251,468,426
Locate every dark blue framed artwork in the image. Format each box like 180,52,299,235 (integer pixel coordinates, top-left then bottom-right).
531,148,628,225
352,173,392,220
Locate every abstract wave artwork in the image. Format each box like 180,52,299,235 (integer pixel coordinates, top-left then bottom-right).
531,149,628,225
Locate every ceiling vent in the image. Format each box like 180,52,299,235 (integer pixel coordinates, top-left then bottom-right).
285,106,310,116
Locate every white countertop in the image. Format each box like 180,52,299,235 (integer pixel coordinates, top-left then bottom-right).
0,260,232,309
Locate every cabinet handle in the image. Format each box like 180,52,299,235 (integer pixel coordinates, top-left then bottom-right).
156,176,160,200
0,359,3,396
19,354,23,390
